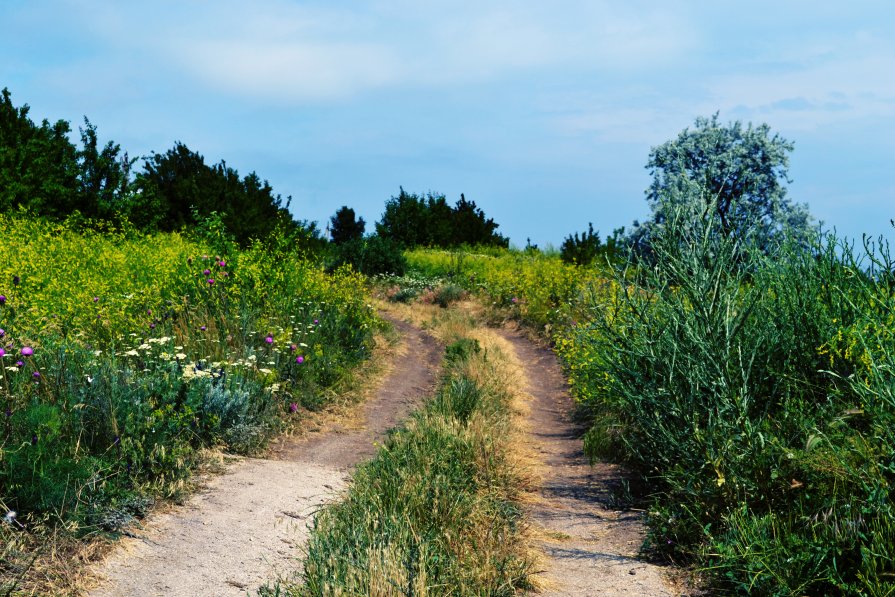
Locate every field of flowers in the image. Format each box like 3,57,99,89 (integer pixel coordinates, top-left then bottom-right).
0,215,375,568
407,234,895,595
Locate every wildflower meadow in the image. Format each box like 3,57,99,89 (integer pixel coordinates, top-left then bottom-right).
0,214,375,548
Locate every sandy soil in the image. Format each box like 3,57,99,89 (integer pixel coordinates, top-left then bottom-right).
500,329,679,597
87,317,441,597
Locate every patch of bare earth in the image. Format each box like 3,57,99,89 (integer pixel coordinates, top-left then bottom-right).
499,328,679,596
87,316,441,597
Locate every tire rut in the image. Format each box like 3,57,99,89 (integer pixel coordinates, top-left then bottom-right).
499,328,678,596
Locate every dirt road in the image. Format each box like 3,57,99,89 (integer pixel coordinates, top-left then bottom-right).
500,329,678,596
88,318,441,597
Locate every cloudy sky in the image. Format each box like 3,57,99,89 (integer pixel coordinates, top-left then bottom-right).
2,1,893,246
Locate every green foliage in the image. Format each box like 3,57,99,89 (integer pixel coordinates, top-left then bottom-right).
631,114,814,255
328,235,407,276
559,223,626,266
376,188,508,249
0,215,376,540
433,283,466,308
328,205,365,244
134,142,303,246
578,211,895,593
0,88,317,251
0,88,82,218
408,214,895,593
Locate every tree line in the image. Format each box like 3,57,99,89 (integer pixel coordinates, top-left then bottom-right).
0,88,307,246
0,87,510,259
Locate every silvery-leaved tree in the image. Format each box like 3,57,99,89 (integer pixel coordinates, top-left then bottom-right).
630,114,814,256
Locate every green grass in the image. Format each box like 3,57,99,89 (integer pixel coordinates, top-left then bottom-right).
273,328,533,595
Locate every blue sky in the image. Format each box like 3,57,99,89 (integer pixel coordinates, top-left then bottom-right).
2,1,893,247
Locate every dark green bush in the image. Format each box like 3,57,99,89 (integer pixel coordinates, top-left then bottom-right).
328,235,407,276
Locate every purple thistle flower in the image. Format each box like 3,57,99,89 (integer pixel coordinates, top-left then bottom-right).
15,360,23,367
0,348,5,357
20,346,33,357
222,271,229,277
290,344,297,352
207,279,215,285
265,335,274,344
200,325,207,331
93,296,99,303
289,402,298,413
313,319,319,325
203,269,211,275
32,371,40,379
150,322,156,329
296,355,304,364
0,295,6,305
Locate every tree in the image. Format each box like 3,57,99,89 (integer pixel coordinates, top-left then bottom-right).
329,206,365,244
451,193,507,247
376,188,508,248
375,188,437,247
637,114,813,252
78,117,132,220
560,224,626,266
134,142,295,245
0,87,80,217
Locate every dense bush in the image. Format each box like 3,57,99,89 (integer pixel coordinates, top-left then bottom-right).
328,235,407,276
376,188,508,249
576,211,895,594
559,223,625,266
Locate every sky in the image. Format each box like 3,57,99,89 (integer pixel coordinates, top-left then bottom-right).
2,0,893,247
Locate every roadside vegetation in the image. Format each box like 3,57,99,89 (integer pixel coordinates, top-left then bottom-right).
0,215,376,593
277,301,534,595
407,117,895,595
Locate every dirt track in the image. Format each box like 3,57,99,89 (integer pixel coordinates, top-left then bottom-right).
88,317,441,597
500,329,678,596
88,312,679,596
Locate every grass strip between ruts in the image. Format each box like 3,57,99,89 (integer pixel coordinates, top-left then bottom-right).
274,307,534,596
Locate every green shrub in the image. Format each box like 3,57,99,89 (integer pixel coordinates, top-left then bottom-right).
434,283,466,308
580,208,895,593
328,235,407,276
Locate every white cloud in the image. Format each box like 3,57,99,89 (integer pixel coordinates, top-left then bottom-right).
69,0,697,103
183,40,402,101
